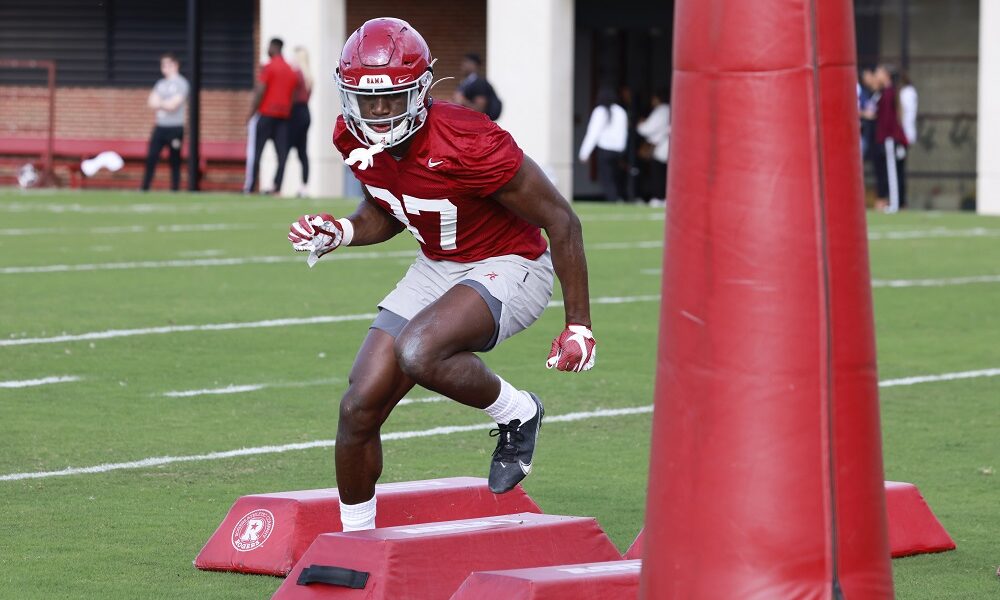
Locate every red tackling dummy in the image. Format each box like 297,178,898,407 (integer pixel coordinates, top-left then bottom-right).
641,0,894,597
271,512,623,599
194,477,541,576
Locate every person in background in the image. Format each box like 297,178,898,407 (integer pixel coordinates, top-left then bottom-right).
578,86,628,202
636,87,670,207
453,53,503,121
858,66,879,162
141,53,189,191
899,71,918,147
244,37,298,195
289,46,313,198
873,64,909,213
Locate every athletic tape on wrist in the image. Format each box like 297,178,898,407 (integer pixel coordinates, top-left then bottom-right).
337,218,354,246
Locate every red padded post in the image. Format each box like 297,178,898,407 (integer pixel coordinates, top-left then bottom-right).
640,1,894,598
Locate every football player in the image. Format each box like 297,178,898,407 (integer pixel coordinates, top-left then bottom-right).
287,17,596,532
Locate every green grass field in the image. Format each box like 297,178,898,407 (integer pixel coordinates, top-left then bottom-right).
1,189,998,599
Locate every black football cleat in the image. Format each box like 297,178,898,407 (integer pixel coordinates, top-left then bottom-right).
488,392,544,494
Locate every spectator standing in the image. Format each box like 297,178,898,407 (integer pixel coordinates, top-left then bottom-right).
289,46,313,197
636,88,670,206
899,72,918,146
578,86,628,202
873,64,909,213
453,53,503,121
858,66,879,162
245,38,298,194
141,53,189,191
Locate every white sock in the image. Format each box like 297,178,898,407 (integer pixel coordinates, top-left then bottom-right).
340,495,377,532
484,377,537,425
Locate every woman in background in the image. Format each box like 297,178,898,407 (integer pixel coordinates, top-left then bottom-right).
578,86,628,202
289,46,313,197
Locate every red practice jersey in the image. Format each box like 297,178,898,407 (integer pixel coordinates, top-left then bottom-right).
333,101,548,262
259,56,297,118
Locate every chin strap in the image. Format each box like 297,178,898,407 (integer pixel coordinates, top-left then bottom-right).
344,143,385,170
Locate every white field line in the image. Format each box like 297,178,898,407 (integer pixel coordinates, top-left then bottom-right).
0,294,661,348
0,200,305,215
164,384,266,397
3,366,999,482
1,241,666,275
866,227,1000,241
5,226,999,274
397,395,445,406
0,223,255,236
0,313,379,348
871,274,1000,288
878,368,1000,387
0,250,417,275
0,375,80,389
162,377,343,398
638,268,1000,289
0,405,653,481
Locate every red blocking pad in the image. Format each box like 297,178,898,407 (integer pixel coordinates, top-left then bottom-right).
271,513,623,599
195,477,541,576
885,481,956,557
450,559,641,600
626,481,957,561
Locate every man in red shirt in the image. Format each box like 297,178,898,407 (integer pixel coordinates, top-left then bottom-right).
244,37,298,194
287,18,596,532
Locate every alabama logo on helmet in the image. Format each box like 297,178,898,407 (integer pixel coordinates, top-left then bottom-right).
231,508,275,552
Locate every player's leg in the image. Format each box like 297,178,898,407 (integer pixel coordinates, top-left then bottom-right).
393,283,497,408
393,253,554,493
141,126,165,191
336,323,415,530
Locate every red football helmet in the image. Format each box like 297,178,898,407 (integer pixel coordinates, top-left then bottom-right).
336,18,435,148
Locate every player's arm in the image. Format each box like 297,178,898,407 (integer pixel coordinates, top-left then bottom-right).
493,155,596,371
344,190,406,246
493,156,595,371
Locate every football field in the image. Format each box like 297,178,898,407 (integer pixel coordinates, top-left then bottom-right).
1,189,998,599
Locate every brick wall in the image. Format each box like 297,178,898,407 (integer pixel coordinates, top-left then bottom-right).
345,0,487,104
0,86,251,142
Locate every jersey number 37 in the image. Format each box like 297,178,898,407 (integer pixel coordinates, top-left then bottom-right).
366,185,458,250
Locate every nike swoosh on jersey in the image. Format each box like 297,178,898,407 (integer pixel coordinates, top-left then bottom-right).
427,158,444,168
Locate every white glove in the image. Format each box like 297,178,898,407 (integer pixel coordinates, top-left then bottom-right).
288,213,344,267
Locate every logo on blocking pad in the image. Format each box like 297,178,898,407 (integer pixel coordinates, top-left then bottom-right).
231,509,275,552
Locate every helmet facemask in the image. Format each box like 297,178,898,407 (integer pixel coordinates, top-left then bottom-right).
337,67,434,148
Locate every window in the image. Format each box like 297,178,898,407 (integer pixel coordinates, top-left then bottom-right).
0,0,254,89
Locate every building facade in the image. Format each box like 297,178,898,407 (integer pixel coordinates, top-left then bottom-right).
0,0,997,214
